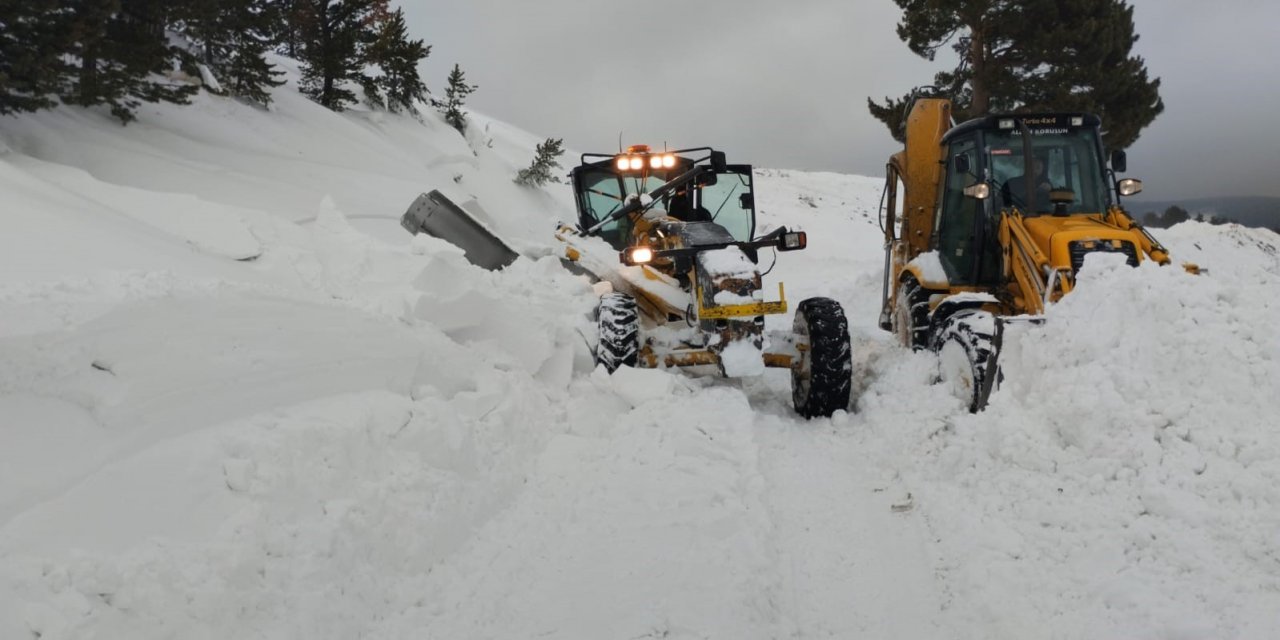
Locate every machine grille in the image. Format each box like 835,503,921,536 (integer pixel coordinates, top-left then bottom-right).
1069,240,1139,273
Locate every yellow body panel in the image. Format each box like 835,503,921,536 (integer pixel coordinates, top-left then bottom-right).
696,283,788,320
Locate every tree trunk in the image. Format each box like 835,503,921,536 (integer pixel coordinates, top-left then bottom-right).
969,24,989,114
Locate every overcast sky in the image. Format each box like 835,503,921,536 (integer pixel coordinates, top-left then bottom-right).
398,0,1280,200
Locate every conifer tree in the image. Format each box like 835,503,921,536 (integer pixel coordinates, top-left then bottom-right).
0,0,69,115
868,0,1163,150
177,0,284,106
439,63,475,134
62,0,198,124
515,138,565,187
362,7,430,112
296,0,376,111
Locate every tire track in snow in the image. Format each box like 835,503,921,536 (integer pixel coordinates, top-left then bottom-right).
743,371,947,638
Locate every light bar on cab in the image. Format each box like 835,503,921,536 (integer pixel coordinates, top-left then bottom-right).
612,149,678,173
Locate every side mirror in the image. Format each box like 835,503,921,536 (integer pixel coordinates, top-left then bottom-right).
777,230,807,252
953,153,971,175
710,151,728,173
696,171,718,187
739,193,754,210
1111,150,1127,173
1117,178,1143,196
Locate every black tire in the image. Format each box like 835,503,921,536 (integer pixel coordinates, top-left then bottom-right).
596,292,639,372
893,277,930,351
792,297,853,419
931,309,1002,413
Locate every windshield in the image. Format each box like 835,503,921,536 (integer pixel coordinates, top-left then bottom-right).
696,169,754,242
985,128,1108,215
577,170,677,249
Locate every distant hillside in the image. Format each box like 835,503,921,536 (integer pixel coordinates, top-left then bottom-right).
1127,196,1280,229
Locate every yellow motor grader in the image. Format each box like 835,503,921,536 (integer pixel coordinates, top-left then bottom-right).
557,145,852,418
879,92,1192,412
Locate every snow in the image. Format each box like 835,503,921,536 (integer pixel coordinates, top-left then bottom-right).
909,250,950,285
719,339,766,377
3,62,1280,639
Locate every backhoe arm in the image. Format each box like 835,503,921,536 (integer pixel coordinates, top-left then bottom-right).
1000,211,1072,315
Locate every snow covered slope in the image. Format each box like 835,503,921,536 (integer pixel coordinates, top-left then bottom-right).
3,73,1280,639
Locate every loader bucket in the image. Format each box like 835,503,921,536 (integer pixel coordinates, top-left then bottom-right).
401,190,519,270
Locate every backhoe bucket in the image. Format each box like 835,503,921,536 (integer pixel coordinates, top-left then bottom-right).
401,190,518,271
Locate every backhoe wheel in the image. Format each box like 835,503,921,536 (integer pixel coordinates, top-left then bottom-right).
791,297,853,419
932,309,1002,413
893,277,930,351
596,292,639,373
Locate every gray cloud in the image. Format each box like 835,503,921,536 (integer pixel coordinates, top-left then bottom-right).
399,0,1280,199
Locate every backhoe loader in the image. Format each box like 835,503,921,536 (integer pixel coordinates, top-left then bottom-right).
879,91,1192,412
558,145,853,418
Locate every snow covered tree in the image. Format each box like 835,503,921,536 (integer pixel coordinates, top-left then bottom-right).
0,0,68,115
296,0,376,111
61,0,198,124
868,0,1164,150
514,138,565,187
176,0,285,106
439,63,476,134
361,7,430,112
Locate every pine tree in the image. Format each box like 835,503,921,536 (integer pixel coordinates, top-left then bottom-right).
868,0,1163,150
62,0,198,124
177,0,284,106
1161,205,1190,227
515,138,565,187
362,7,430,112
439,63,475,134
0,0,69,115
296,0,376,111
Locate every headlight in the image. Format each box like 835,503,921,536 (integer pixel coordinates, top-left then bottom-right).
662,154,676,168
1117,178,1143,196
623,246,654,265
615,157,630,171
649,155,663,169
628,156,643,170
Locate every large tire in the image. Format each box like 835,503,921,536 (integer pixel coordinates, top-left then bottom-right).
893,277,930,351
791,297,853,419
931,309,1002,413
596,292,640,372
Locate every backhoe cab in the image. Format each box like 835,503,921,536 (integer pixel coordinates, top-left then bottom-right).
558,145,853,418
881,96,1190,412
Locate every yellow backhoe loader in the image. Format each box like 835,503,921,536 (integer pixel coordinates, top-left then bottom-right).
879,90,1193,411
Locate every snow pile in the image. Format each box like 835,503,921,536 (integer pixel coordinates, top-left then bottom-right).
859,238,1280,638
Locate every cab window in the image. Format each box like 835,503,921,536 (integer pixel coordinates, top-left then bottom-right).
696,168,755,242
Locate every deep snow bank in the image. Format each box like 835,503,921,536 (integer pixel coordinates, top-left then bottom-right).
854,224,1280,638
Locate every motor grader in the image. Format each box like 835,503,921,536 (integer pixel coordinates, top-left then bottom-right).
879,93,1190,412
556,145,852,418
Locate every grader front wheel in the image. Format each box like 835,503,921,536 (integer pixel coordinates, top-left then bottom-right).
791,297,853,419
